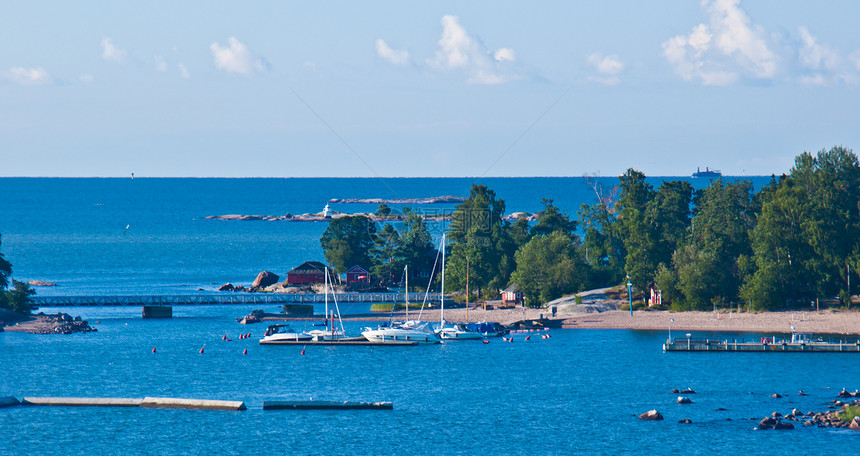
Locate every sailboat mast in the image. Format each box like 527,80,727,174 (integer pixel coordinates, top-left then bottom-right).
324,266,329,332
404,265,409,319
440,234,446,326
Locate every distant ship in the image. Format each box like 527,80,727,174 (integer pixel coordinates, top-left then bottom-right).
693,167,722,178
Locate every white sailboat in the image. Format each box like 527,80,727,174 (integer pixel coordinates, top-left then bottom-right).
436,234,483,340
361,247,441,344
303,267,346,340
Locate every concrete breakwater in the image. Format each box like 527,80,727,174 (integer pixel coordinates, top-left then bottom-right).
18,397,246,411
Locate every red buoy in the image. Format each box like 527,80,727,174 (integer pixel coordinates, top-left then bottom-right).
242,348,248,355
525,335,531,341
152,347,156,353
300,346,306,355
199,346,205,354
509,337,514,343
222,335,226,341
482,340,489,344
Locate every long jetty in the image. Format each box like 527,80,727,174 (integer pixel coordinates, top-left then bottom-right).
33,292,441,307
664,337,860,352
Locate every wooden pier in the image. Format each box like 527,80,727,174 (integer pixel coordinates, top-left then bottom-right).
664,337,860,352
32,292,442,307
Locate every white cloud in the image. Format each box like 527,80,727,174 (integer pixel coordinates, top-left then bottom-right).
178,63,191,79
101,38,126,62
662,0,777,85
494,48,515,62
210,37,267,75
2,67,52,85
795,26,855,86
587,53,625,85
427,15,518,85
375,39,410,66
79,74,94,83
154,55,168,72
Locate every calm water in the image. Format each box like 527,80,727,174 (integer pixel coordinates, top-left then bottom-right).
1,306,858,454
6,177,857,454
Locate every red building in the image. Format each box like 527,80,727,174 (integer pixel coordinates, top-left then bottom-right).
286,261,327,285
500,284,524,306
345,265,370,286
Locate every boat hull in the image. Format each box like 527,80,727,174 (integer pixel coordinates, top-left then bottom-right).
361,329,441,344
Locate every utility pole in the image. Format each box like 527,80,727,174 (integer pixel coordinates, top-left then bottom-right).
466,256,470,320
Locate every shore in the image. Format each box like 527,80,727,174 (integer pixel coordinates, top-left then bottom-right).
561,309,860,335
340,307,860,336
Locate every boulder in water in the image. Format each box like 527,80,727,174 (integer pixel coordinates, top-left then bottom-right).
252,271,279,289
639,410,663,420
218,283,234,291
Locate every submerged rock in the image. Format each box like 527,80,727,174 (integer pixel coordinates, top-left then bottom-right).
677,396,693,404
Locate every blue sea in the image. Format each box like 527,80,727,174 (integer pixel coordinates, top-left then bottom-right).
2,177,858,454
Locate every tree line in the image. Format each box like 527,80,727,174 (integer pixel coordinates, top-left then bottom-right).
321,146,859,310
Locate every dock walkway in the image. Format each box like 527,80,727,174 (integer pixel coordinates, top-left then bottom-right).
664,337,860,352
33,292,441,307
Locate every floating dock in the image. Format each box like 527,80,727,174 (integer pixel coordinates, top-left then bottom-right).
263,400,393,410
664,338,860,352
22,397,143,407
19,396,245,411
259,337,417,346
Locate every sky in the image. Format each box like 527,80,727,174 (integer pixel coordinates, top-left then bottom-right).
1,0,859,178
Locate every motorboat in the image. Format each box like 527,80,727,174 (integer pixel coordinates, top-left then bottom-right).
437,322,484,340
260,324,312,343
361,320,441,344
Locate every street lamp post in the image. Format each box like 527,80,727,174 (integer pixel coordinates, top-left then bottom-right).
627,276,633,316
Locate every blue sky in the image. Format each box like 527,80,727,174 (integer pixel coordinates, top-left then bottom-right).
2,0,859,177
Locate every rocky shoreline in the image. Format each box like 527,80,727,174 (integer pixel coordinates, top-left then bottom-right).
2,312,97,335
639,388,860,432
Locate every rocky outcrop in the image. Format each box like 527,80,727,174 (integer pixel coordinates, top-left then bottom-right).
4,313,96,335
328,196,467,204
218,283,234,291
251,271,279,289
28,280,56,287
677,396,693,404
639,410,664,420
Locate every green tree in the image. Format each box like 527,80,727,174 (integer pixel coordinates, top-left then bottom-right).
6,280,36,314
370,223,403,285
446,184,512,297
647,180,693,269
741,146,860,309
0,234,12,290
320,216,376,274
397,211,437,279
531,198,578,238
615,169,657,292
674,179,755,309
376,203,392,217
510,231,587,306
578,178,624,286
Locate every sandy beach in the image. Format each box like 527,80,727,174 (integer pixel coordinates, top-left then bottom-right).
364,306,860,336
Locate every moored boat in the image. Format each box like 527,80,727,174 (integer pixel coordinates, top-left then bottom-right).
260,324,312,343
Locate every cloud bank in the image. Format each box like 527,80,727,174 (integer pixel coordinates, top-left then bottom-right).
662,0,777,85
425,15,518,84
